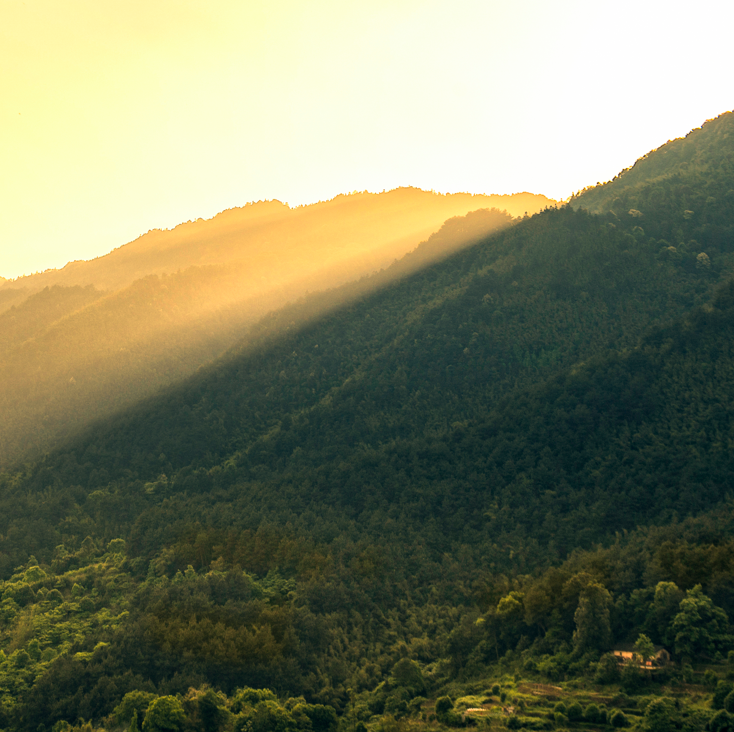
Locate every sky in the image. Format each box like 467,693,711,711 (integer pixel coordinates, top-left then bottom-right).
1,0,732,280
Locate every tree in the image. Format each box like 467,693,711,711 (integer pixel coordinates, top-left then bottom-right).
249,701,297,732
595,654,620,684
650,581,684,646
671,585,729,659
573,582,612,652
435,696,453,717
710,710,734,732
634,633,656,668
715,682,734,710
113,690,157,725
640,698,678,732
198,689,228,732
390,658,425,695
143,696,186,732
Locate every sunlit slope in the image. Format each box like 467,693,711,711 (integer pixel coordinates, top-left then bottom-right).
60,204,727,482
0,208,517,467
0,189,551,298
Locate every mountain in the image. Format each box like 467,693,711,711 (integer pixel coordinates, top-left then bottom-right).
1,115,734,730
0,190,550,468
0,189,550,301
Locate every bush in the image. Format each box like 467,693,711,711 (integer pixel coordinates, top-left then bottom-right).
584,704,601,723
725,691,734,714
566,702,583,722
555,713,569,726
492,685,501,696
610,710,628,728
707,671,721,688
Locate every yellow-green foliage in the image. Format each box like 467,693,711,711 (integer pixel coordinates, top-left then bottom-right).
0,548,133,713
453,695,491,711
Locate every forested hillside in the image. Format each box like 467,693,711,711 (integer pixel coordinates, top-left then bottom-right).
0,113,733,731
0,190,541,468
573,110,734,221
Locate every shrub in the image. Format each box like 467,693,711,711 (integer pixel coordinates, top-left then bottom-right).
610,710,627,728
584,704,601,723
566,702,583,722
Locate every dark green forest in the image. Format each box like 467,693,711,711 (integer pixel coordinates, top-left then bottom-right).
0,112,733,731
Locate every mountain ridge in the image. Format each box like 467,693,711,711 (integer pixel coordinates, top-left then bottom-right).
0,191,541,467
0,116,734,730
1,188,552,296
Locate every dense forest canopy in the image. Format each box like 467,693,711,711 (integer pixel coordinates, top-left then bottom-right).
0,112,733,731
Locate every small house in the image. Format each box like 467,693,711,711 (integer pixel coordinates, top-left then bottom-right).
612,646,670,669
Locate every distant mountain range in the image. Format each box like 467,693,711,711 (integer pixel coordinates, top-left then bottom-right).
0,188,551,467
1,189,550,301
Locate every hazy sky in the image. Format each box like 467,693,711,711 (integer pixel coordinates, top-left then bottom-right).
2,0,732,279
